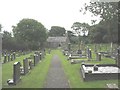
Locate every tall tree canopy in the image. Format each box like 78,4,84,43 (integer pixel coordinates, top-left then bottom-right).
48,26,66,37
81,2,118,43
13,18,47,48
71,22,90,36
71,22,90,49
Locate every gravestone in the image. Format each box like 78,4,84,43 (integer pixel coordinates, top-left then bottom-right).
13,52,16,60
88,49,92,61
11,54,13,61
39,52,42,60
21,58,29,75
29,60,33,70
8,54,10,62
4,54,7,63
7,62,21,85
96,53,101,61
34,54,39,66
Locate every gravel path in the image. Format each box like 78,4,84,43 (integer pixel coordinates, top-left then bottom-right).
44,55,70,88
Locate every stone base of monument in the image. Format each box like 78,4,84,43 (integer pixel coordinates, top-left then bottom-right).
71,59,85,64
81,63,120,81
68,54,87,60
7,78,21,85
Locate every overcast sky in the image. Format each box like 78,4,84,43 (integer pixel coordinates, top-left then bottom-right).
0,0,101,32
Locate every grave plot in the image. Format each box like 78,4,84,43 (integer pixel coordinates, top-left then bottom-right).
80,63,120,81
67,48,93,64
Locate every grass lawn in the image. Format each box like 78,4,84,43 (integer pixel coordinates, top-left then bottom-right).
55,49,119,88
2,48,119,89
2,51,53,88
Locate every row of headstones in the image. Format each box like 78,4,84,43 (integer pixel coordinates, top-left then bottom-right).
87,47,120,66
7,51,45,85
66,48,101,61
87,48,101,61
3,52,16,63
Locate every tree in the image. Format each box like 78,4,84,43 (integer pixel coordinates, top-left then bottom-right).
71,22,90,49
81,2,118,43
13,18,47,49
48,26,66,37
67,31,75,43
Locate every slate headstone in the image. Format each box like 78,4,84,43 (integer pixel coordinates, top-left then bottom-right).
29,60,33,69
4,54,7,63
8,54,10,62
7,62,21,85
23,58,29,75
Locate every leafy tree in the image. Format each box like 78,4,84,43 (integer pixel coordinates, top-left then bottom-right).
71,22,90,49
67,31,75,43
81,2,118,43
13,18,47,49
48,26,66,37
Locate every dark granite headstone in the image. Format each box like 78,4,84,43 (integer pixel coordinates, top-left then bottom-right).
23,58,29,74
8,54,10,62
88,49,92,61
13,52,16,60
29,60,33,69
34,54,37,66
4,54,7,63
7,62,21,85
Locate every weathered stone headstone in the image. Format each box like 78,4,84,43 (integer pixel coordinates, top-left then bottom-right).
110,42,113,53
4,54,7,63
21,58,29,75
29,60,33,70
88,49,92,61
96,53,101,61
8,54,10,62
13,52,16,60
34,54,38,66
7,62,21,85
89,49,92,59
11,54,13,61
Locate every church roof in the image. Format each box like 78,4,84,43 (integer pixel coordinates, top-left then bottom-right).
47,37,67,42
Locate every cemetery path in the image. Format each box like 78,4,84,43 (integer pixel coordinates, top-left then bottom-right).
43,55,70,88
